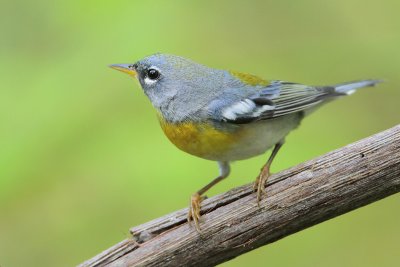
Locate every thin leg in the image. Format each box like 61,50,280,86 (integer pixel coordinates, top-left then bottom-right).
254,139,285,205
188,161,230,232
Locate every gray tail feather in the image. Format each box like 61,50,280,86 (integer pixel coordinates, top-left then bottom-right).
333,79,382,95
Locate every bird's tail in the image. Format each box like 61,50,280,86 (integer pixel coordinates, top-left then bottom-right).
333,79,382,95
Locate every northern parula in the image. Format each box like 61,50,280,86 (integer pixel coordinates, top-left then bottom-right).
110,53,380,231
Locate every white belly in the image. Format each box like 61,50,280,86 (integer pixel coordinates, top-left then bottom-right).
214,114,301,161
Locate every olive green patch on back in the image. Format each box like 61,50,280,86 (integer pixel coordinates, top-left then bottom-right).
230,70,270,86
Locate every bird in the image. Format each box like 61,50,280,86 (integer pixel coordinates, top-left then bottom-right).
110,53,380,231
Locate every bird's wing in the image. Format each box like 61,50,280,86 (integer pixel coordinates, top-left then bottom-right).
217,80,338,124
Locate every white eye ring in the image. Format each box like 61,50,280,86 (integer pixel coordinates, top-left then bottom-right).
144,76,158,86
144,66,161,86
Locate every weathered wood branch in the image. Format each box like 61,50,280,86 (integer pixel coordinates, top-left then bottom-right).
80,125,400,267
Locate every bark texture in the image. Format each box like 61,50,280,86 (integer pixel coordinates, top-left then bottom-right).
79,125,400,267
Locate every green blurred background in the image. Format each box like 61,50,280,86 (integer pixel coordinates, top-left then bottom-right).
1,0,399,266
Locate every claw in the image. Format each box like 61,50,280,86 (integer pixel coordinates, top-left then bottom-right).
187,193,203,232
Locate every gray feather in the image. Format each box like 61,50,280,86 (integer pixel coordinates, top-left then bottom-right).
333,79,382,95
218,79,381,123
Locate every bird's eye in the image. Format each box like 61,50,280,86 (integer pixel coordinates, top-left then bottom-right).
147,69,160,80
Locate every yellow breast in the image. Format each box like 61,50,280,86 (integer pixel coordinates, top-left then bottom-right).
158,116,245,160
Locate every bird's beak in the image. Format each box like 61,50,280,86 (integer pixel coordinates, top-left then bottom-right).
109,64,137,77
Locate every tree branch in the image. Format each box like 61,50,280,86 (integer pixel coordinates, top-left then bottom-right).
79,125,400,267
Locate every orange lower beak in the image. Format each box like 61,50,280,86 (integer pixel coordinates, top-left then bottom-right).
109,64,137,77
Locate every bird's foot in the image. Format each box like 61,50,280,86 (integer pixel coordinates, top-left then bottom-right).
253,165,270,206
187,192,204,232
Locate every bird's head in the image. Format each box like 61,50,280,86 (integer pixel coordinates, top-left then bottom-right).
110,53,225,120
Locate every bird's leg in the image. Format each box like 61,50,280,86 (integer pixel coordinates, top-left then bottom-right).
188,161,230,232
254,139,285,205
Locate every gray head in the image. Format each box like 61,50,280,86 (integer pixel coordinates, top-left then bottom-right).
110,53,226,122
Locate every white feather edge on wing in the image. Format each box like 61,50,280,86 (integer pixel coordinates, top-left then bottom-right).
221,99,274,120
